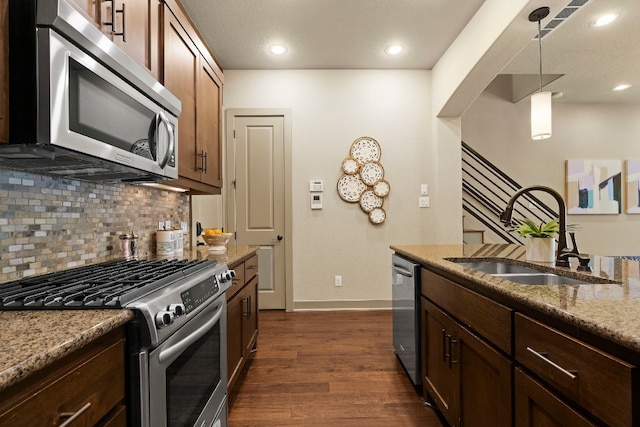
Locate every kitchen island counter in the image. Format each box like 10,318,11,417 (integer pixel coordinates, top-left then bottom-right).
392,244,640,357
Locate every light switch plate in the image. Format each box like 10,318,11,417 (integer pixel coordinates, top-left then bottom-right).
420,184,429,195
311,193,323,209
419,196,430,208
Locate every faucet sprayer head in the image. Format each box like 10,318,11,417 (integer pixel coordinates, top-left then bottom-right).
499,208,513,225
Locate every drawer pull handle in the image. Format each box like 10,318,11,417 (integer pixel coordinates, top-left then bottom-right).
526,346,578,380
247,265,257,270
450,338,459,367
59,402,91,427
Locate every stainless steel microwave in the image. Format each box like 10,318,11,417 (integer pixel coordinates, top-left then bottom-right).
2,0,181,183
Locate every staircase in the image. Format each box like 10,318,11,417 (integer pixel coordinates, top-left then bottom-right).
461,141,558,244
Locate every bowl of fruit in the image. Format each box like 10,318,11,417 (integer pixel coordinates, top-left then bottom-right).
201,228,233,252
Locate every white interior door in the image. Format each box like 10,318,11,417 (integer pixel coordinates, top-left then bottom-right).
227,112,286,309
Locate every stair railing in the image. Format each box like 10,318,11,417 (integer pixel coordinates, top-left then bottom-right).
462,141,559,244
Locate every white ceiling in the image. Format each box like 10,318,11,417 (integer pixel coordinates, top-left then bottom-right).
179,0,485,69
179,0,639,104
502,0,640,104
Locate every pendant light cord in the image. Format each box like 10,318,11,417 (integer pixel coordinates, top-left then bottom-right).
537,19,543,93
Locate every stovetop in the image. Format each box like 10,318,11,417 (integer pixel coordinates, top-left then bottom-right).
0,259,218,309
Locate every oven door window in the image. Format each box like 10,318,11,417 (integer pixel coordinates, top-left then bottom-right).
166,321,221,426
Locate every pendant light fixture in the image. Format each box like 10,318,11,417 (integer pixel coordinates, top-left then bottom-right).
529,7,551,140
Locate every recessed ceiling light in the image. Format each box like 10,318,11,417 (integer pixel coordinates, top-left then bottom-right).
613,83,631,91
268,45,288,55
384,45,404,55
590,13,619,28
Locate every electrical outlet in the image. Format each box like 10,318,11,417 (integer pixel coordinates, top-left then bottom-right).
334,275,342,287
158,221,165,230
419,196,430,208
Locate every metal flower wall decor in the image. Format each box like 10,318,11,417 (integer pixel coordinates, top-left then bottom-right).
337,136,390,224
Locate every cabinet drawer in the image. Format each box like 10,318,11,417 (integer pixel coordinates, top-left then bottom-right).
0,331,125,426
515,313,635,427
245,254,258,281
226,262,245,300
421,268,512,354
515,368,597,427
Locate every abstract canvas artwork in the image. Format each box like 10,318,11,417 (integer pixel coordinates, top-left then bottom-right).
626,160,640,214
566,160,622,215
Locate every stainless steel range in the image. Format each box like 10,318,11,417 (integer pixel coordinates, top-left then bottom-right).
0,258,234,427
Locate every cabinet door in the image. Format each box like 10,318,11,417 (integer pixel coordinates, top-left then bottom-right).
422,297,459,426
112,0,150,71
227,291,244,389
162,6,199,182
1,0,7,143
197,58,223,188
515,368,597,427
242,276,259,356
458,323,512,427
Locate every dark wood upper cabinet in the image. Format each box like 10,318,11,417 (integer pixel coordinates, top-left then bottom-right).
0,0,8,144
68,0,159,79
162,0,224,194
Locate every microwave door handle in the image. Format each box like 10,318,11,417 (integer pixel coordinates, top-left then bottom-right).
155,112,174,169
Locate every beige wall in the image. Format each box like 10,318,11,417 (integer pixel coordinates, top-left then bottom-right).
222,70,433,307
462,76,640,255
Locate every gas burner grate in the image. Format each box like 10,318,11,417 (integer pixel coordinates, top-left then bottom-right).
0,259,217,309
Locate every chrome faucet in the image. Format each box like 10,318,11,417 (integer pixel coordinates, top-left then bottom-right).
499,185,570,267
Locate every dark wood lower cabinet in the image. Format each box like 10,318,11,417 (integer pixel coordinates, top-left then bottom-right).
0,327,126,427
422,296,512,427
417,263,638,427
227,254,259,405
515,368,597,427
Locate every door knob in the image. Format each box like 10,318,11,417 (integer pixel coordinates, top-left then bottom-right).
277,235,283,241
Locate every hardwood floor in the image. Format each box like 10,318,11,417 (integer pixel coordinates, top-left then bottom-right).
228,310,444,426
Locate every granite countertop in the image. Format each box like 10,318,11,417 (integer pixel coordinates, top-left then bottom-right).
186,244,258,266
0,310,134,392
391,244,640,355
0,245,258,393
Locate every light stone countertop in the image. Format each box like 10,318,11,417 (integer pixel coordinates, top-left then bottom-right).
0,310,134,392
0,245,258,393
392,244,640,355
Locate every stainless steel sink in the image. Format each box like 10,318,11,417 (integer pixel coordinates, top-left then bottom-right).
491,273,588,285
449,259,590,285
455,261,542,275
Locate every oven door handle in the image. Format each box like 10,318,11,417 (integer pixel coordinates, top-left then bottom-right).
158,300,224,363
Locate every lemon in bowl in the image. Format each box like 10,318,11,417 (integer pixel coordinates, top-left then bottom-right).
201,229,233,252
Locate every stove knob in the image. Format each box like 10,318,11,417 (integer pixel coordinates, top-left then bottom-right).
169,303,185,317
155,311,175,328
217,269,235,283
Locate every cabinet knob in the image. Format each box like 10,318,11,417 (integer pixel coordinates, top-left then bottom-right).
277,235,283,241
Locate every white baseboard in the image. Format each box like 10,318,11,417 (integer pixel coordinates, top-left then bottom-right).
292,299,392,311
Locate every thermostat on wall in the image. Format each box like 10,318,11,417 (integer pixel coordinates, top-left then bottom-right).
309,180,324,192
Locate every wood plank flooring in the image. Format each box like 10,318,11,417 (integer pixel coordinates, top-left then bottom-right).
228,310,444,426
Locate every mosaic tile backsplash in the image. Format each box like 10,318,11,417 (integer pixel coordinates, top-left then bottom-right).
0,169,190,283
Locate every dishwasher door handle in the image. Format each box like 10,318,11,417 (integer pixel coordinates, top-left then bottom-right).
392,264,414,277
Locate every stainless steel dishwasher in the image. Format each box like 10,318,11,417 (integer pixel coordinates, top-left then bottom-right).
392,253,421,386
